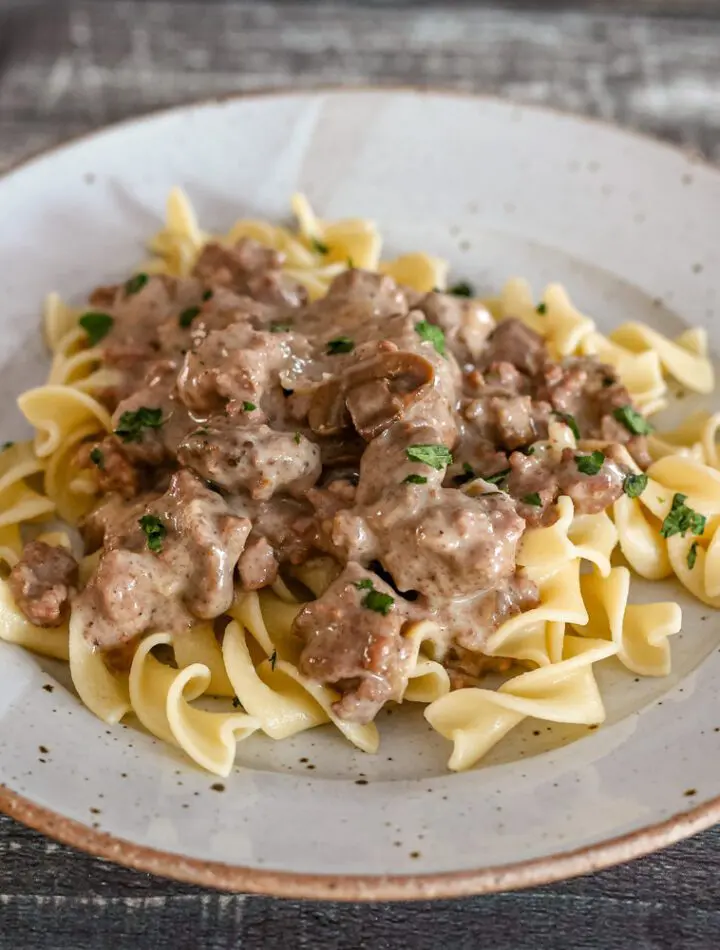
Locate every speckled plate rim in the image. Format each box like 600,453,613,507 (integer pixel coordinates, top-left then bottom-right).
1,85,719,901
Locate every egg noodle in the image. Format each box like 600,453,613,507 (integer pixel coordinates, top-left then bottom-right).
0,189,716,776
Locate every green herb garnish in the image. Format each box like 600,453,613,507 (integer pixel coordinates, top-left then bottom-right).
522,493,543,507
311,237,329,255
602,376,615,388
363,589,394,615
575,451,605,476
79,311,114,345
179,306,201,328
660,493,706,539
138,514,167,553
536,302,547,314
687,542,698,570
415,321,446,357
1,441,14,452
403,473,428,485
89,447,105,470
232,696,241,708
114,407,163,443
483,468,510,485
355,578,374,591
294,431,302,445
623,473,648,498
405,444,453,470
242,401,257,412
202,289,213,301
124,273,149,296
270,650,278,671
326,336,354,355
613,405,653,436
347,256,355,268
448,281,474,297
553,411,581,440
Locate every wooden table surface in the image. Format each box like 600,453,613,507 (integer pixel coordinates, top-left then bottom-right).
2,2,720,947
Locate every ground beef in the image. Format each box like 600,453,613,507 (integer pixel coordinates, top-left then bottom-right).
9,541,79,628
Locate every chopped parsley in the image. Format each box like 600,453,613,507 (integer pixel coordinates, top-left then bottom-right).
403,473,428,485
405,444,453,470
89,447,105,470
483,468,510,485
355,578,374,591
453,462,476,486
623,473,648,498
687,542,699,571
553,411,581,440
294,431,302,445
448,281,474,297
232,696,241,708
79,311,114,345
326,336,354,355
138,514,166,553
575,451,605,476
347,256,355,268
124,273,149,296
660,493,706,539
520,445,536,456
179,306,201,328
114,406,163,443
1,441,13,452
270,323,291,333
311,236,329,255
522,492,543,507
536,302,547,314
613,405,653,436
363,588,395,615
270,650,278,671
415,320,446,357
202,289,213,301
242,401,257,412
602,376,615,388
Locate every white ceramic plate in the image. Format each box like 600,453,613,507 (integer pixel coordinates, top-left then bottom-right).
1,90,720,900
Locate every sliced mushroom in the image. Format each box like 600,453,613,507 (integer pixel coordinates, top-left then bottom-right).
308,351,435,440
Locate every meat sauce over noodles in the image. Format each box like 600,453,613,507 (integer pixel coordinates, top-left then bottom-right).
10,239,649,723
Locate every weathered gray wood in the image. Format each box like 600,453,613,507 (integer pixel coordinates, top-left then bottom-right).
1,2,720,947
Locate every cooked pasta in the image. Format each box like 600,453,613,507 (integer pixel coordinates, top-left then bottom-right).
0,190,717,776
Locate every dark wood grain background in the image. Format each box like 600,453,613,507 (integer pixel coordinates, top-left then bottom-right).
1,2,720,947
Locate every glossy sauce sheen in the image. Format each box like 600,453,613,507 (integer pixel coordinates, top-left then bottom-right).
11,240,647,724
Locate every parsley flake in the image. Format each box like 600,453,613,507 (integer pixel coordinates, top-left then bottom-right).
270,650,278,671
326,336,354,355
355,578,374,591
403,473,428,485
179,306,201,328
687,542,698,570
602,376,615,388
311,237,329,255
242,401,257,412
294,431,302,445
124,273,149,296
232,696,241,708
405,444,453,470
139,514,166,553
448,281,474,297
536,302,547,314
553,411,581,440
623,473,648,498
522,492,543,507
114,407,163,443
89,447,105,470
483,468,510,485
415,321,446,357
613,405,653,436
202,289,213,301
453,462,476,486
79,311,114,345
660,493,706,539
347,256,355,268
575,451,605,476
1,441,14,452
